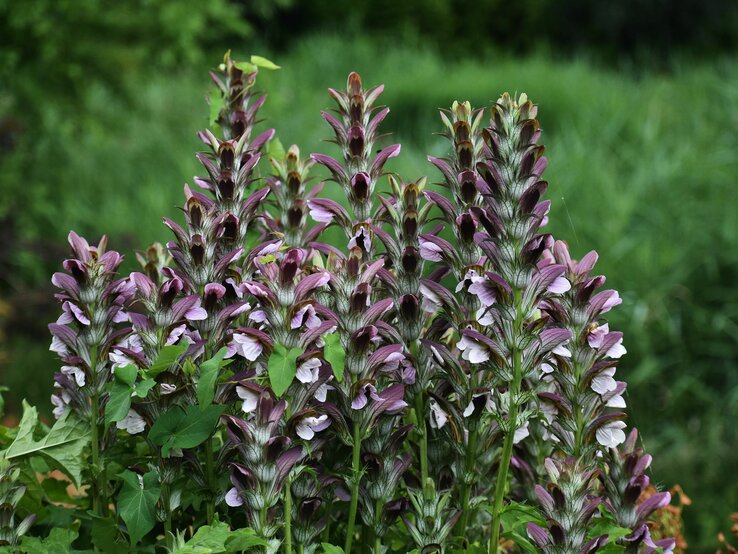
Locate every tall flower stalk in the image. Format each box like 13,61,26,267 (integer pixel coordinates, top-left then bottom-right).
25,55,677,553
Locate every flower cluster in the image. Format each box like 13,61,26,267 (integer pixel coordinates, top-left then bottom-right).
28,56,678,554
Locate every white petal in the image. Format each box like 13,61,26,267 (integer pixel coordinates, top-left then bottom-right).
225,487,244,507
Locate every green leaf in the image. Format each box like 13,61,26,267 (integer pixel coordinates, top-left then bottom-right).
321,544,345,554
266,137,285,162
224,528,269,552
5,401,90,487
233,61,257,74
171,519,266,553
117,470,160,546
492,501,547,554
208,87,225,128
90,515,128,554
197,347,228,409
323,333,345,382
267,343,301,397
114,364,137,386
133,378,157,399
147,342,189,377
148,404,224,456
250,55,280,70
17,526,79,553
0,386,8,418
105,382,132,426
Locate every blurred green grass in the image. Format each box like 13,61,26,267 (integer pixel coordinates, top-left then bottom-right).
2,34,737,548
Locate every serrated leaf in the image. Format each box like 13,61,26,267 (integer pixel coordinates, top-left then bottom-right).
147,342,189,377
323,333,345,382
114,364,137,386
197,347,229,410
250,55,280,70
117,470,160,546
267,343,301,396
149,405,224,456
105,382,132,426
6,401,90,487
17,526,79,553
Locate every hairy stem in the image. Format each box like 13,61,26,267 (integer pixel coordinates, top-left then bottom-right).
344,421,363,553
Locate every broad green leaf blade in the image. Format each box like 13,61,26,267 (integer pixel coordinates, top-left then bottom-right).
5,401,90,487
147,342,189,377
149,405,224,457
133,378,156,399
197,347,228,409
268,344,301,397
105,382,132,426
117,470,160,546
323,333,345,382
225,528,269,552
321,544,345,554
250,55,280,70
114,364,137,387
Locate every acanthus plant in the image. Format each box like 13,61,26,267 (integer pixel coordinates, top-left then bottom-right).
0,53,679,554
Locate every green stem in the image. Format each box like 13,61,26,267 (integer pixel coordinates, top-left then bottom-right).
284,473,292,554
373,497,383,554
344,421,363,553
489,290,523,554
456,423,479,537
204,437,215,525
415,393,429,490
90,391,107,518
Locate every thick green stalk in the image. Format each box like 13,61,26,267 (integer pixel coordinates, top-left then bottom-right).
90,392,103,516
204,437,215,524
456,422,479,537
488,290,523,554
415,393,429,488
344,421,363,553
284,473,292,554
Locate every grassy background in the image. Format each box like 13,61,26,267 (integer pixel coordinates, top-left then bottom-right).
2,33,737,548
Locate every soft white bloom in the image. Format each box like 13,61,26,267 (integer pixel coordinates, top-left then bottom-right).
513,422,530,444
591,367,618,395
419,283,442,314
457,335,489,364
606,394,626,408
547,276,571,294
236,386,259,413
552,343,572,357
116,409,146,435
225,487,243,507
160,383,177,395
51,391,71,419
429,400,448,429
596,420,627,448
314,381,334,403
295,415,330,440
291,304,321,330
601,291,622,313
165,324,187,346
419,239,443,262
228,333,263,361
296,358,322,384
50,336,69,356
61,365,86,387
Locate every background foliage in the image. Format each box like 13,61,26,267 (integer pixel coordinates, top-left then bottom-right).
1,0,737,549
